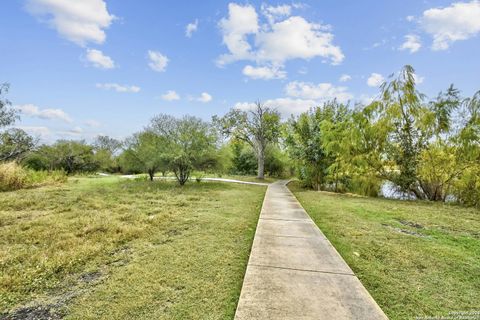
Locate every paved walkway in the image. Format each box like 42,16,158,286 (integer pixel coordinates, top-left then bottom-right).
235,181,388,320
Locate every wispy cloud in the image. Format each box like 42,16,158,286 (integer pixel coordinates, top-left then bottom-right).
96,83,140,93
15,104,73,123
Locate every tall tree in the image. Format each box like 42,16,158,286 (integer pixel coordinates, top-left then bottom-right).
213,102,280,179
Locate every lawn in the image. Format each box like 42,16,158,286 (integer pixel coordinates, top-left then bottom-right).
0,177,266,319
289,181,480,320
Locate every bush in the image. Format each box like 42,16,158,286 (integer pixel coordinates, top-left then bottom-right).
0,161,67,191
348,175,382,197
0,162,27,191
454,166,480,208
26,169,67,187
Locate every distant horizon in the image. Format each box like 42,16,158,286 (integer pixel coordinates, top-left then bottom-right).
1,0,479,143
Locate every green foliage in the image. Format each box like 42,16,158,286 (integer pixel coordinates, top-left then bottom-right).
148,115,218,185
122,130,169,180
214,102,281,179
93,135,122,173
0,128,36,162
0,83,18,128
264,145,289,177
229,140,257,175
346,66,479,205
454,165,480,208
29,141,100,175
285,100,354,191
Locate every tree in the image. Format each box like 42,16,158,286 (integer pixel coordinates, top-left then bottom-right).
0,128,36,162
213,102,280,179
93,135,122,172
33,141,100,174
229,140,257,175
150,114,217,185
285,101,352,190
122,131,170,181
0,84,35,163
0,83,17,128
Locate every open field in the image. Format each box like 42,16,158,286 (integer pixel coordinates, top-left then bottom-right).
0,177,266,319
289,181,480,320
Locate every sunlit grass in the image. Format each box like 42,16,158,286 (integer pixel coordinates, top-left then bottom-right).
0,177,265,319
289,181,480,320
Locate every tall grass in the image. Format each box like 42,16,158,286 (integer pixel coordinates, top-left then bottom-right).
0,162,27,191
0,162,67,191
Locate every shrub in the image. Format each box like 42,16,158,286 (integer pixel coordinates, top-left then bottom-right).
453,166,480,208
0,161,67,191
26,169,67,187
0,162,27,191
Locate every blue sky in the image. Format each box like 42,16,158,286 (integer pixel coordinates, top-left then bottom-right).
1,0,479,142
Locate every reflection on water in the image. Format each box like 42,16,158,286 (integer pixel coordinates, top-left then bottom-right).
380,181,416,200
380,181,456,202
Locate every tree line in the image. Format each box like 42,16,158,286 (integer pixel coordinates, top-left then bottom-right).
1,65,479,206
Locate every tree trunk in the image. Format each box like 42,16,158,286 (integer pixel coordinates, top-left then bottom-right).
257,147,265,179
148,169,154,181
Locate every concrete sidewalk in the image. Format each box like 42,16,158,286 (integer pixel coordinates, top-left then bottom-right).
235,181,388,320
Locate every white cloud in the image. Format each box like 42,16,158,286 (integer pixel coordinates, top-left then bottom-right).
421,0,480,50
148,50,169,72
218,3,259,65
367,73,385,87
96,83,140,93
399,34,422,53
339,74,351,82
26,0,115,46
358,94,376,105
406,15,415,22
16,126,51,139
285,81,353,103
217,3,344,78
261,4,292,23
85,119,101,127
242,65,286,80
413,73,425,84
86,49,115,69
298,67,308,75
161,90,180,101
197,92,212,103
255,16,344,65
235,98,317,117
185,19,198,37
15,104,73,123
70,126,83,134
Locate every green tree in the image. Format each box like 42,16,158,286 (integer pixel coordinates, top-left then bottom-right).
122,131,169,181
150,114,217,185
93,135,122,172
34,141,99,174
0,128,36,162
213,102,280,179
285,101,352,190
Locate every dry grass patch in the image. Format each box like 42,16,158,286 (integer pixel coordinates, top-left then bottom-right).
0,177,265,319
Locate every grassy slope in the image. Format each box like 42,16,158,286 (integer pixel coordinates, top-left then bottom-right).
289,182,480,320
0,177,265,319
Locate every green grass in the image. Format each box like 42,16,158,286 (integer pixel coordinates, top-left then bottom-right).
0,177,266,319
200,173,279,184
289,181,480,320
